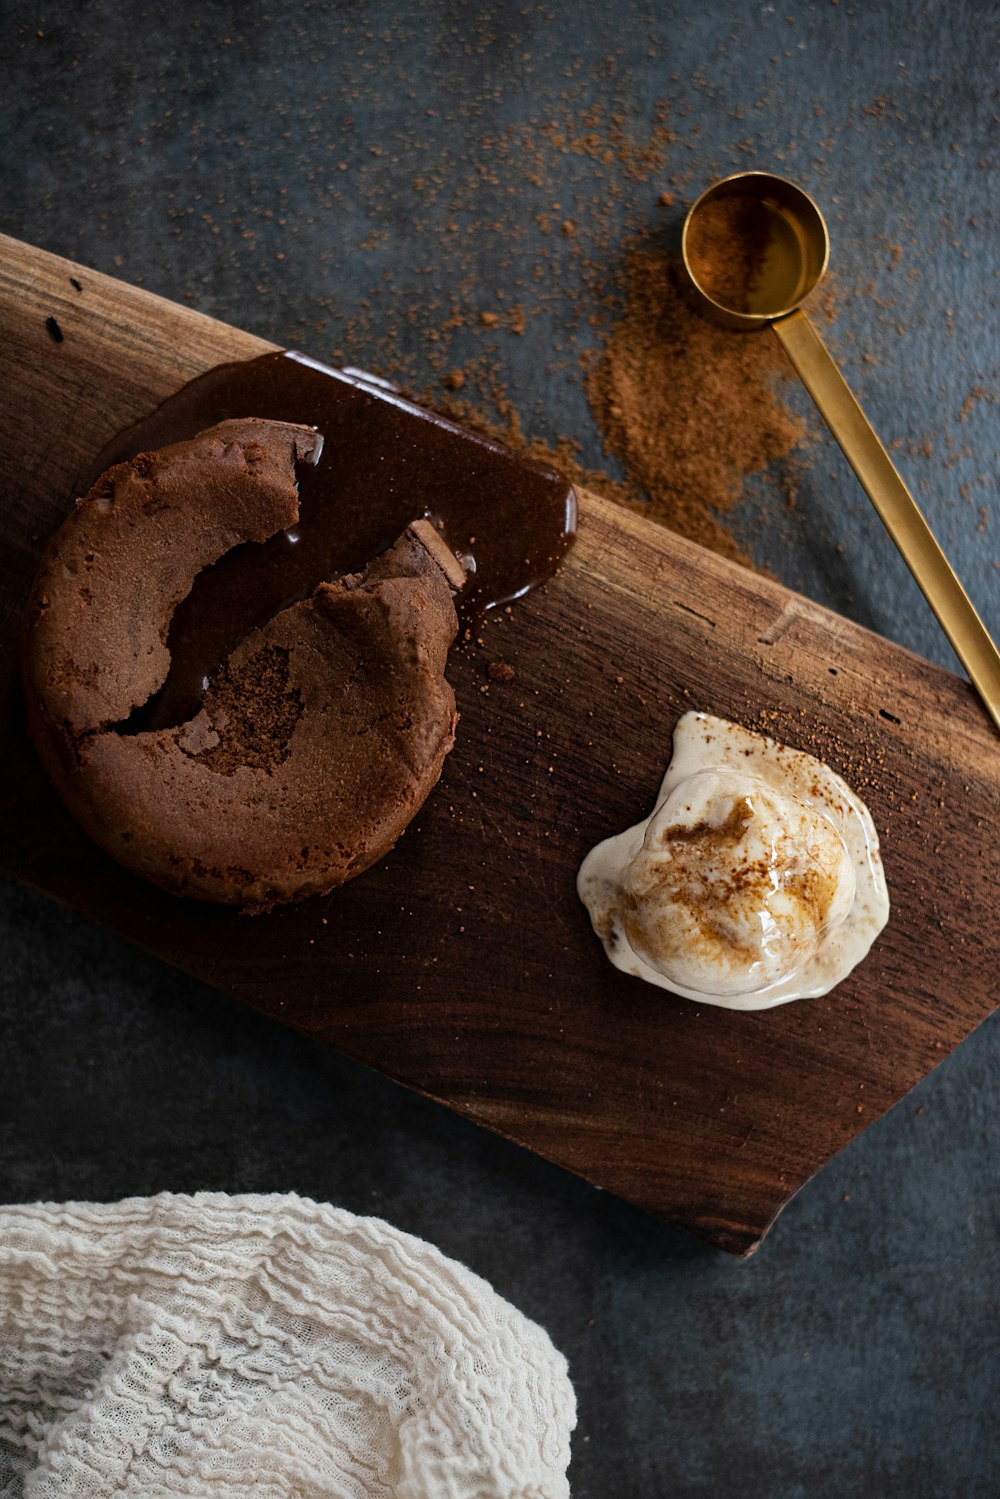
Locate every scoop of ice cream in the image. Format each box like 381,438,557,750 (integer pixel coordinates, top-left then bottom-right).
577,712,889,1010
619,768,857,998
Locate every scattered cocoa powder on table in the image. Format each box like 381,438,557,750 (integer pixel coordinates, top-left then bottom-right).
299,88,815,567
443,239,808,566
585,241,808,560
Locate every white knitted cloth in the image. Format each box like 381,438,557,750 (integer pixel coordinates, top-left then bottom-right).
0,1193,575,1499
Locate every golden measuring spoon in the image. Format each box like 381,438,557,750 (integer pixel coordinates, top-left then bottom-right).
681,170,1000,735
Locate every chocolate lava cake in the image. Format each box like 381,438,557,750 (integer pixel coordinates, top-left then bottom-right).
22,418,465,910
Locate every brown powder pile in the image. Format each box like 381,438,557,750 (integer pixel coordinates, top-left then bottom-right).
584,242,808,561
684,195,777,313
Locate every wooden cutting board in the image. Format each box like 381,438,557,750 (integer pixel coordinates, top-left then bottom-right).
2,234,998,1256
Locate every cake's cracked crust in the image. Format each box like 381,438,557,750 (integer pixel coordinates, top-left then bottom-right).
22,418,465,910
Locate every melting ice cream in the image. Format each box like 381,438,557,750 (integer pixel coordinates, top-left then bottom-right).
577,712,889,1011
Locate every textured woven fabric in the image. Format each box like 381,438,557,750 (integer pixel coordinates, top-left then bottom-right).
0,1193,575,1498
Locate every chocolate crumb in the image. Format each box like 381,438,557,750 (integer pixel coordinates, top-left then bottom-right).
488,660,515,682
191,642,304,776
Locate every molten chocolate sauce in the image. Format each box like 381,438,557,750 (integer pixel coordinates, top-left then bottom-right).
94,351,576,730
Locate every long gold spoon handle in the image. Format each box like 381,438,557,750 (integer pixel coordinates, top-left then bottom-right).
773,309,1000,735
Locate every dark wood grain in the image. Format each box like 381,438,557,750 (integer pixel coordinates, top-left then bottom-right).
2,234,997,1256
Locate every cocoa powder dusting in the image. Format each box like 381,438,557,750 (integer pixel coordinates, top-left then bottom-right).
585,244,807,560
684,196,777,313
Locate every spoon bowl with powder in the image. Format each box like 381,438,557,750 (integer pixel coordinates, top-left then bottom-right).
681,171,1000,735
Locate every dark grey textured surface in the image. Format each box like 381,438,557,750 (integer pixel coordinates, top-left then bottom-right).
1,2,998,1495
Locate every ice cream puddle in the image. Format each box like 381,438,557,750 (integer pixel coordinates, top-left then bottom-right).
577,712,889,1010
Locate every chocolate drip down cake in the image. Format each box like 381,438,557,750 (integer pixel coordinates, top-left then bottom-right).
22,418,467,910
